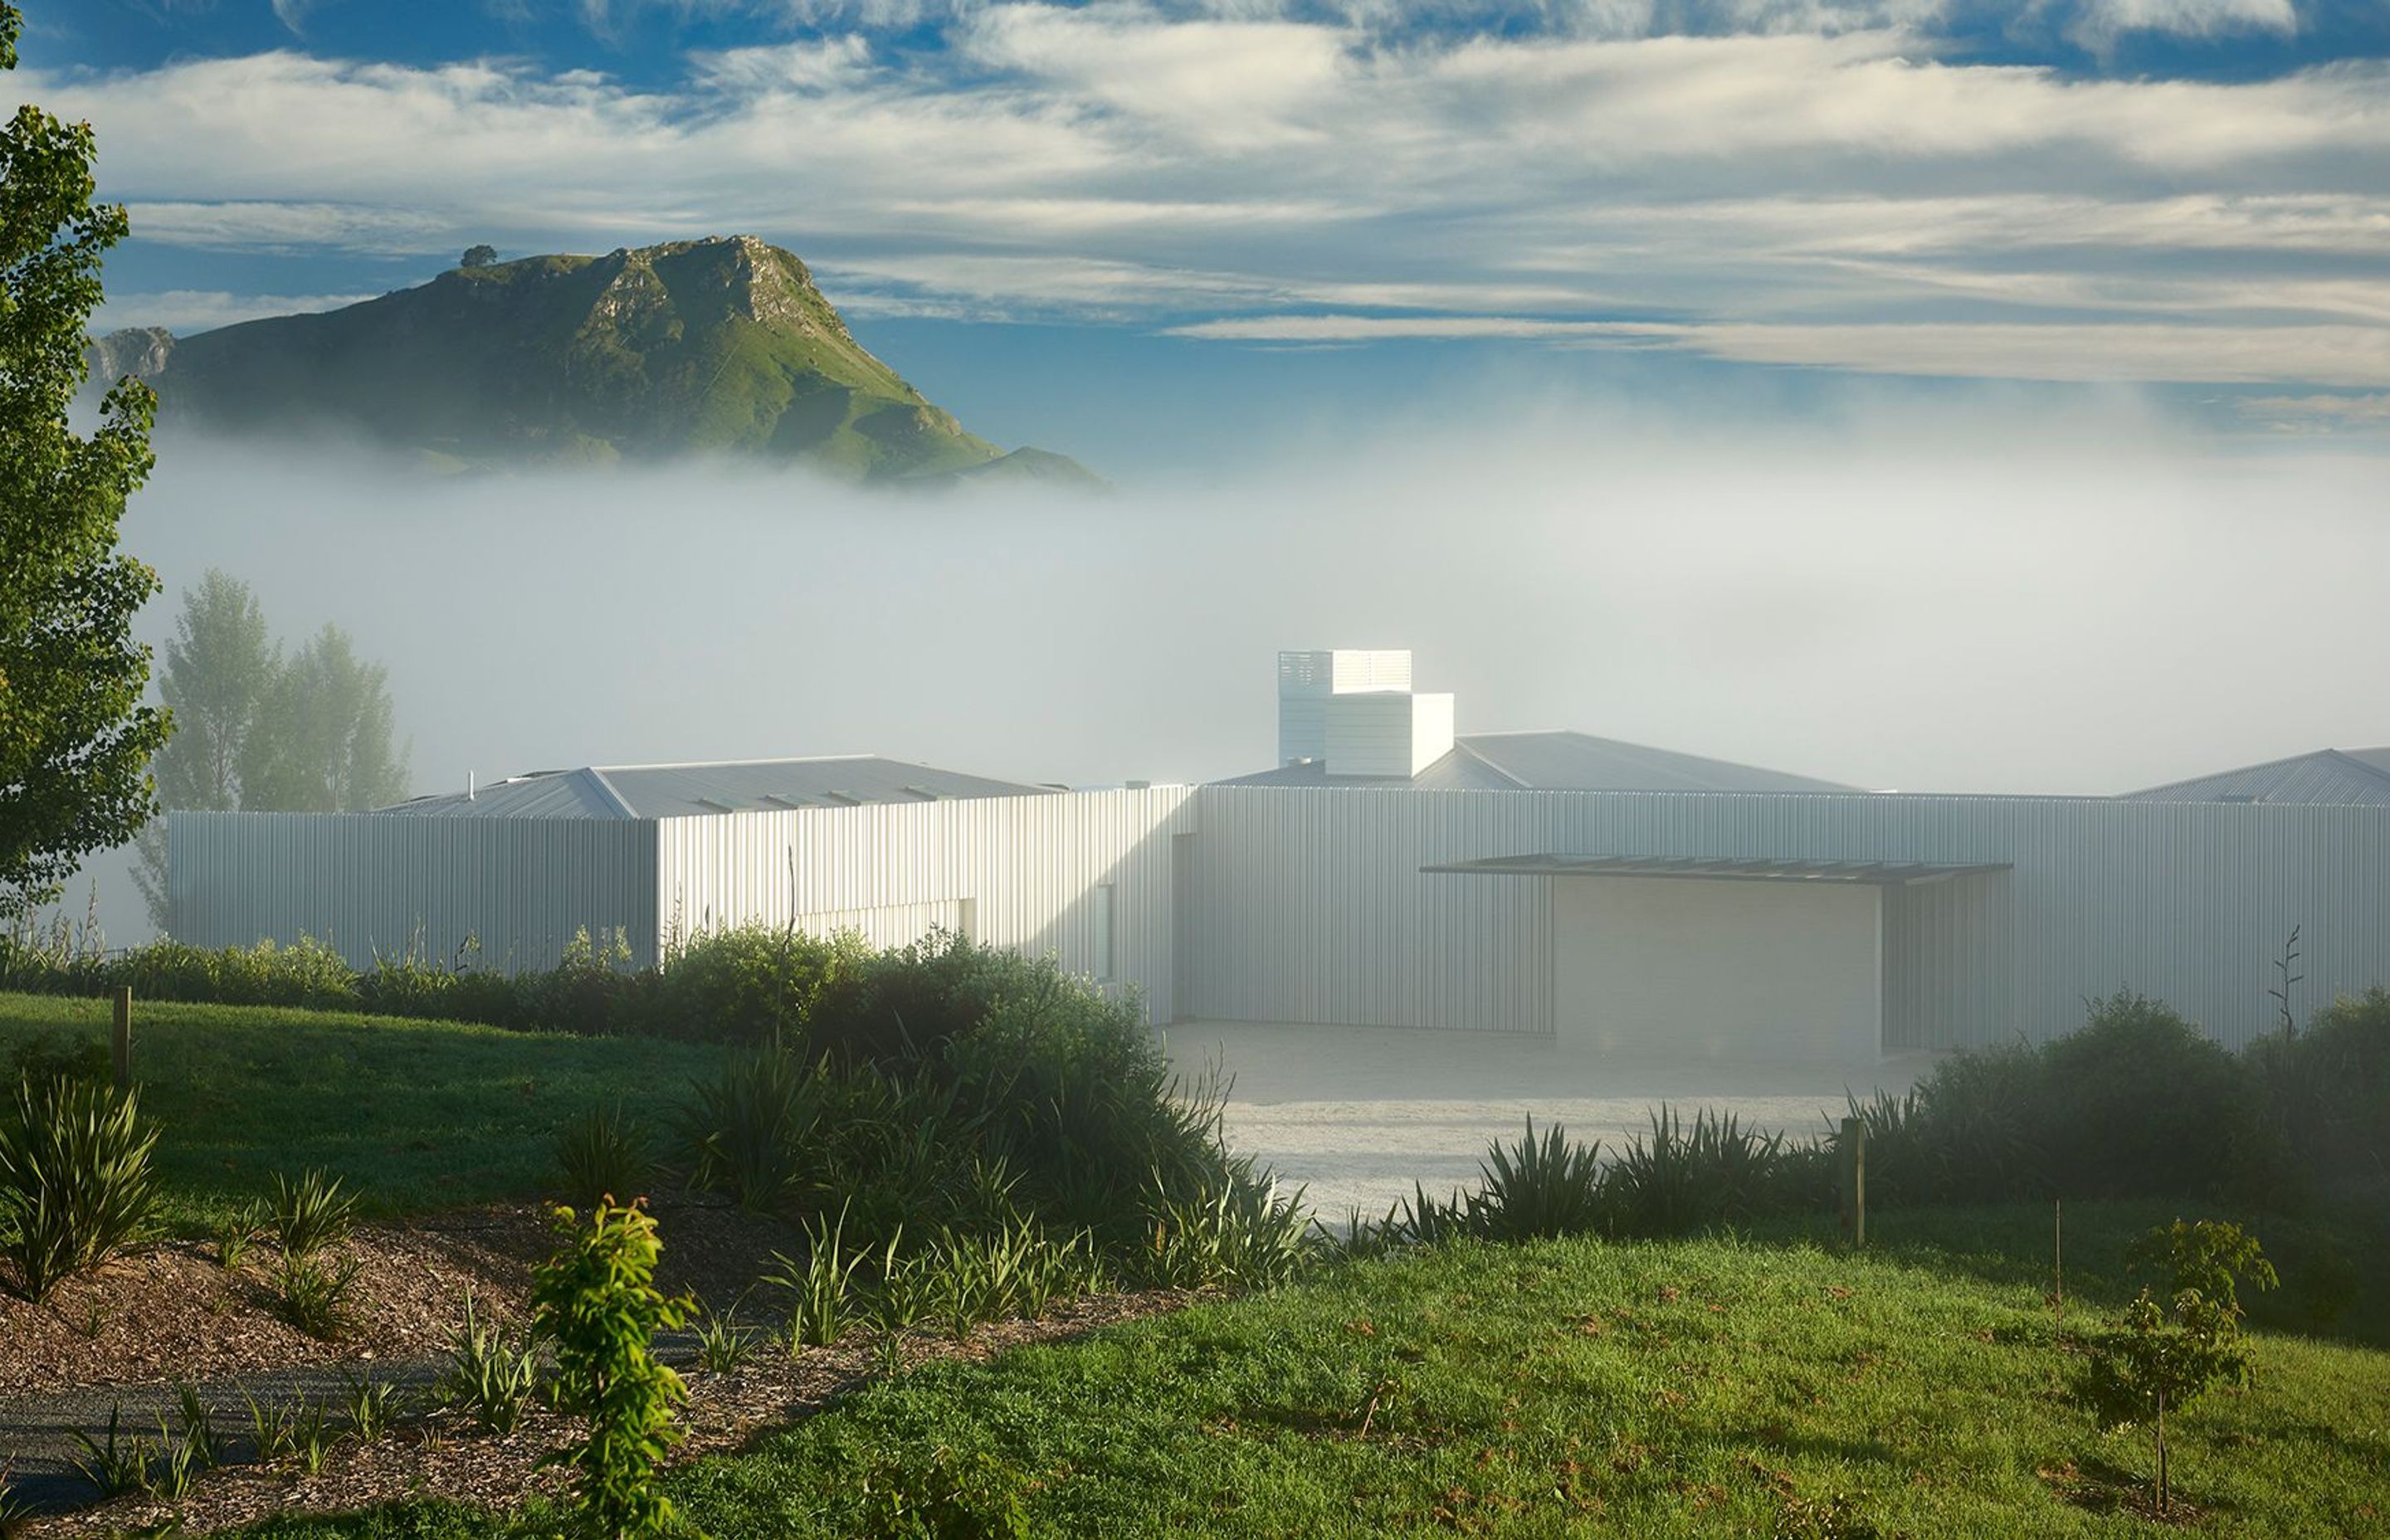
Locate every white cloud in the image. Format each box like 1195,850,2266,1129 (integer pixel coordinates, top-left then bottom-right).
126,200,453,254
2070,0,2297,55
1169,313,2390,387
38,16,2390,392
271,0,319,33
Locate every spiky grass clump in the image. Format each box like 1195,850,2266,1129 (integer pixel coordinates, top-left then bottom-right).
271,1167,356,1261
1602,1107,1789,1240
553,1099,655,1208
0,1075,161,1301
676,1047,821,1215
1143,1158,1309,1291
1474,1118,1606,1241
437,1291,541,1435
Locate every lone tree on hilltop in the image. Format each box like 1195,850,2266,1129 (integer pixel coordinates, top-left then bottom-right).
460,244,499,269
0,0,169,921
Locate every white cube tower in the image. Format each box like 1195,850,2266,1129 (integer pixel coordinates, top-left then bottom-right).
1277,649,1454,777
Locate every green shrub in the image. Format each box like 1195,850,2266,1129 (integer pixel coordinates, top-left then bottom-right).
1905,1043,2047,1203
341,1369,405,1440
691,1300,763,1374
172,1383,225,1473
530,1200,691,1539
652,924,864,1044
0,1075,162,1301
115,935,361,1010
2124,1217,2279,1318
2045,992,2266,1201
2249,988,2390,1205
512,927,649,1036
553,1101,655,1208
1471,1118,1604,1241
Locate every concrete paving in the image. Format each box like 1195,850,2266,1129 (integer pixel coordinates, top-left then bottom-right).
1166,1021,1931,1224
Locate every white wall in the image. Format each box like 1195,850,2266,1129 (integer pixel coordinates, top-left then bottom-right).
653,786,1194,1019
1551,875,1881,1062
1182,787,2390,1050
171,811,660,969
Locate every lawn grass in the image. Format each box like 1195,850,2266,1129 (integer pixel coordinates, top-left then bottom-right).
1749,1196,2390,1351
0,990,724,1233
233,1203,2390,1538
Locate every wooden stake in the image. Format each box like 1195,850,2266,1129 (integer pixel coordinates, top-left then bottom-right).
2053,1197,2064,1328
1839,1116,1866,1249
111,986,133,1089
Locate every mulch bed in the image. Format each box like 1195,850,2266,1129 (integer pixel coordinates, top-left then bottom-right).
21,1289,1193,1538
2,1196,794,1399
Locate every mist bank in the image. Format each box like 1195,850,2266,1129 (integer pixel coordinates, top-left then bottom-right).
35,393,2389,945
116,405,2386,797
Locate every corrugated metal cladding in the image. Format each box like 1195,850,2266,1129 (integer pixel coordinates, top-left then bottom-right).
169,811,660,969
1178,787,2390,1051
652,787,1197,1020
173,782,2390,1054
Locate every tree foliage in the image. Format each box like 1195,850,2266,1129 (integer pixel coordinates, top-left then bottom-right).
531,1200,690,1538
239,622,409,813
0,1,168,919
2075,1221,2276,1515
133,573,410,928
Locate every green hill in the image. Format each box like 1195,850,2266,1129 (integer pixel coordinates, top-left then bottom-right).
88,237,1099,485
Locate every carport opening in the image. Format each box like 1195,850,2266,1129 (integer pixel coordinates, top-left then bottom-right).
1425,855,2012,1065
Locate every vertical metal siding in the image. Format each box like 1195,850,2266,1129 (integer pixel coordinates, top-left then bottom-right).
651,787,1196,1023
168,811,659,972
173,785,2390,1051
1182,787,2390,1049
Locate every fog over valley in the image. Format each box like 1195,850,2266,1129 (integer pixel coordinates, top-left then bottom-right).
115,398,2388,811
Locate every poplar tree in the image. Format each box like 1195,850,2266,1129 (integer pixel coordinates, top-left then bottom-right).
0,2,168,920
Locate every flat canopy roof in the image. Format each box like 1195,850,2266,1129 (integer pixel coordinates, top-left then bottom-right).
1422,854,2013,885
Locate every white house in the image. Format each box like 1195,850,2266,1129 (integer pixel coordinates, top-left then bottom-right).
171,651,2390,1062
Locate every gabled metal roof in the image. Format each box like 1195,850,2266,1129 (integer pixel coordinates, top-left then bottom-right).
377,756,1052,819
1216,730,1860,794
1422,854,2013,885
2122,748,2390,806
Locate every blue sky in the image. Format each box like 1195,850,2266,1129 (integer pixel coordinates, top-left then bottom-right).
24,0,2390,469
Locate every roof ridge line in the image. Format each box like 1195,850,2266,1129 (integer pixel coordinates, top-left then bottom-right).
583,767,638,817
1449,739,1532,789
591,753,888,773
2320,747,2390,784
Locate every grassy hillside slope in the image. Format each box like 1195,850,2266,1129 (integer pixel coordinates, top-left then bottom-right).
0,992,722,1231
232,1215,2390,1538
103,237,1094,484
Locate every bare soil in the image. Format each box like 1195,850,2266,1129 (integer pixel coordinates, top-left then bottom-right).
2,1196,788,1399
16,1289,1193,1538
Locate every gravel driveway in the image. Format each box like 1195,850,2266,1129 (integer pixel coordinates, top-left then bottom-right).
1167,1021,1932,1224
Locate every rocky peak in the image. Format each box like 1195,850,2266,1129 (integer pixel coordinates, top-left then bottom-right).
85,326,177,387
